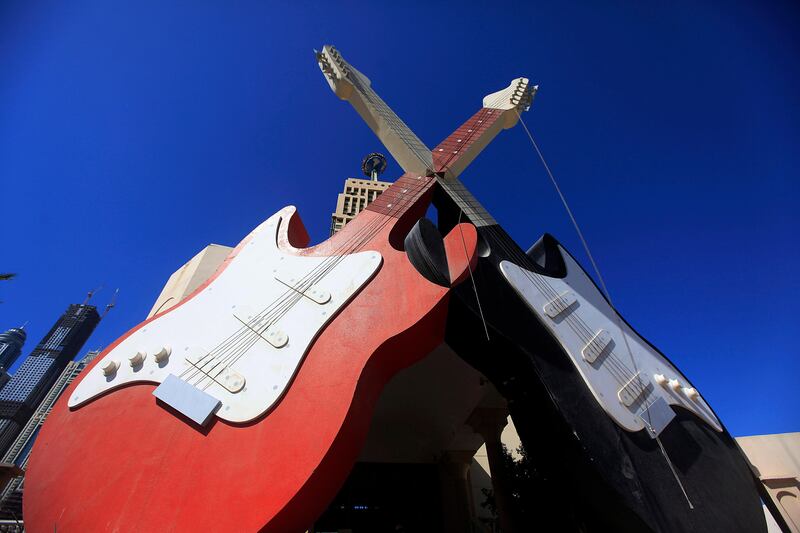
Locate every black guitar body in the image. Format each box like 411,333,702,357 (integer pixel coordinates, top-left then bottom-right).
434,195,768,532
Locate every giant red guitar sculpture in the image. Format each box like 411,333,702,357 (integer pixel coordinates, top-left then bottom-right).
23,54,534,531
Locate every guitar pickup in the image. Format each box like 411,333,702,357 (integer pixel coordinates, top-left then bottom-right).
543,291,577,319
233,311,288,349
582,329,612,363
274,276,331,305
618,371,648,407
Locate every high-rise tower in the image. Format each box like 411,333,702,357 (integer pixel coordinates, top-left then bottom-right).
0,328,26,372
0,304,101,454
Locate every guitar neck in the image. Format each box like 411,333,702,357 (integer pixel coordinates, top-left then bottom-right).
365,172,436,218
432,107,505,180
318,46,535,228
333,65,433,177
433,108,506,227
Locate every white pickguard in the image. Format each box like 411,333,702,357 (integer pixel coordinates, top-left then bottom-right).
69,207,382,423
500,251,722,435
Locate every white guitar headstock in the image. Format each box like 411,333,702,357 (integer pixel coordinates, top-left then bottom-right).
483,77,539,128
316,45,370,101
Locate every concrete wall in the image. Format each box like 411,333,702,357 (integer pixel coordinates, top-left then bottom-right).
738,432,800,532
147,244,233,318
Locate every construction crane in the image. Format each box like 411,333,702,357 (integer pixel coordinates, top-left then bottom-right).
102,289,119,318
82,285,104,306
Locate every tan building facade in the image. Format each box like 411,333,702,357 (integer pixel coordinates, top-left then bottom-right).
737,432,800,532
329,177,391,235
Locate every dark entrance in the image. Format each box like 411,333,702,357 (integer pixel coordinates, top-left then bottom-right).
312,462,443,532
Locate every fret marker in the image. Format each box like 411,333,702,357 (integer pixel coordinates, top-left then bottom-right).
457,139,462,143
438,148,444,152
468,129,473,133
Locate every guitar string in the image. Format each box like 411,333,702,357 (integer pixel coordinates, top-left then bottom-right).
184,70,637,411
183,174,432,388
182,174,432,387
185,71,510,386
178,52,433,384
427,87,648,391
181,172,435,389
199,176,433,383
314,66,681,512
481,221,642,389
181,60,445,388
202,174,436,379
513,111,694,508
430,90,643,390
512,111,653,402
482,223,643,395
179,45,441,384
334,59,646,394
457,209,490,341
432,97,643,393
377,78,644,396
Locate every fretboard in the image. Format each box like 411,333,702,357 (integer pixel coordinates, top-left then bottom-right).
437,178,496,227
433,108,504,227
432,107,504,179
366,173,436,218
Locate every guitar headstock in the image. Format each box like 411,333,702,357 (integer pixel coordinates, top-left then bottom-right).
316,45,370,101
482,77,539,128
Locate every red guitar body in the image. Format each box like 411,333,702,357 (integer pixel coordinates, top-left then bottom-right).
24,173,477,532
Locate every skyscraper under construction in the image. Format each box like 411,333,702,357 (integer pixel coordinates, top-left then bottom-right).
0,304,101,454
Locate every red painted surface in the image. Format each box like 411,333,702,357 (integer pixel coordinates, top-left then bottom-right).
24,173,477,533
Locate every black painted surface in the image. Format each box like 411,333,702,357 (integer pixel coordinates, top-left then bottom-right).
434,186,767,532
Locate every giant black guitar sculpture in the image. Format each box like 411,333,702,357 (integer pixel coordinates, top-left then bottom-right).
317,45,768,532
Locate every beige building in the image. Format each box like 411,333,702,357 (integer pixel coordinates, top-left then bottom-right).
329,177,391,235
330,152,392,236
737,432,800,532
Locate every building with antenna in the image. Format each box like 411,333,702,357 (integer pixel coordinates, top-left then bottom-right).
329,152,391,235
0,328,26,373
0,299,104,455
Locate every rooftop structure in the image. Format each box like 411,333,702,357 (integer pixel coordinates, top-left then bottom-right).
0,329,26,373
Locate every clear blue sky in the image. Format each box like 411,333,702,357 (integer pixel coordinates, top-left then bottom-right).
1,2,797,437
